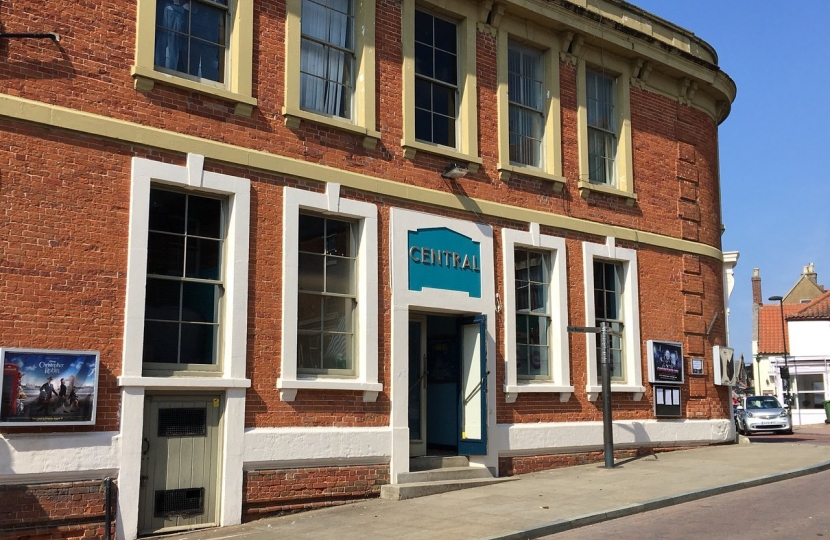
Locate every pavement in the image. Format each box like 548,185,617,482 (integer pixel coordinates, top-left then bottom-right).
164,424,830,540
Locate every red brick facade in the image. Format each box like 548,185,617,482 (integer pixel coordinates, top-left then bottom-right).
0,480,115,539
0,0,735,537
242,465,389,519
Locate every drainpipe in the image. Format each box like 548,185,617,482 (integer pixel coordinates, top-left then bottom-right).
104,477,113,540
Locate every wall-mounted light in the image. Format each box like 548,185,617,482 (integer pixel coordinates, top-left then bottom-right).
441,163,468,179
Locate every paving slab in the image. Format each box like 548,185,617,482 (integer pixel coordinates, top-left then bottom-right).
165,427,830,540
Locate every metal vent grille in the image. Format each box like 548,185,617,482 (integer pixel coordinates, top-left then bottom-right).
154,487,205,518
157,408,207,437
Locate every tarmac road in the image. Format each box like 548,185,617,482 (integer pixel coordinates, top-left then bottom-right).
543,467,830,540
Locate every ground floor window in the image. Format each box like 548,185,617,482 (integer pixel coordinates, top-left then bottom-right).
792,372,825,410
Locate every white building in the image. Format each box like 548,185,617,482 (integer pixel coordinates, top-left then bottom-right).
752,264,830,425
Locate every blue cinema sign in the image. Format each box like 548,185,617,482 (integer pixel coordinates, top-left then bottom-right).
407,228,481,298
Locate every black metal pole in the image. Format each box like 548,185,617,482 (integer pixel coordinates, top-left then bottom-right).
104,477,112,540
600,323,614,468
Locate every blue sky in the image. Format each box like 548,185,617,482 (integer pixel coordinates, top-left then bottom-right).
631,1,830,363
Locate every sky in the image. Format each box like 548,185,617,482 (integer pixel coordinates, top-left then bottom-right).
629,0,830,363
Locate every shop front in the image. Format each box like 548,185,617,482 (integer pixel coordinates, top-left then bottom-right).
389,209,496,482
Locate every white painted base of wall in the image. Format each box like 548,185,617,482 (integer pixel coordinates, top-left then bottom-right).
792,410,828,426
243,427,390,469
0,431,120,483
496,419,732,457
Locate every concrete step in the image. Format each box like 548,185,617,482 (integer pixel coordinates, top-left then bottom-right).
396,466,494,484
409,455,469,471
380,475,518,501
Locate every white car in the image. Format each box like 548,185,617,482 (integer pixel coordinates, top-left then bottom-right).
736,395,793,435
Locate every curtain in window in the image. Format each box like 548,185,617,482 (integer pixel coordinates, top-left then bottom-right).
301,0,353,118
508,44,544,167
587,70,617,184
156,0,188,70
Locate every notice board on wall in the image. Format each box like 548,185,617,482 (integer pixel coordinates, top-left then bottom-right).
653,385,682,417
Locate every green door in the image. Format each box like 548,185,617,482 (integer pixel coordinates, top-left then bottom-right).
139,395,222,535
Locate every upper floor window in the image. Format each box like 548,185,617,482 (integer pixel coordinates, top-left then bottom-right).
300,0,355,119
297,214,357,375
143,188,225,368
282,0,378,146
575,53,634,204
134,0,256,115
154,0,229,84
508,43,544,168
414,10,458,147
593,260,623,381
586,69,617,186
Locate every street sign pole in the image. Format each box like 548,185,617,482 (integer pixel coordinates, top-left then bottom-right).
567,323,620,469
599,323,613,469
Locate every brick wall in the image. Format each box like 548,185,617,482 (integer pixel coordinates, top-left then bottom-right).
242,464,389,519
0,480,116,539
0,2,723,248
498,446,700,476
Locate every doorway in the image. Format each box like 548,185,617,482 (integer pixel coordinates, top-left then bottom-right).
138,394,222,536
408,314,488,458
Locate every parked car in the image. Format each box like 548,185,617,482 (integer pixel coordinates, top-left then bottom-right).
736,395,793,435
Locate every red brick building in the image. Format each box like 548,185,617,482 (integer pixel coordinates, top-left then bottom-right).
0,0,736,537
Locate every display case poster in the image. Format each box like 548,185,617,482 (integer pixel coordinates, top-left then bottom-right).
1,348,100,426
647,340,684,384
712,346,737,386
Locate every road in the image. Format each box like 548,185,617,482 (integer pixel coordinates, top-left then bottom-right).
543,424,830,540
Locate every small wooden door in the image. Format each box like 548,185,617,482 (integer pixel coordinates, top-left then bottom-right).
138,395,222,535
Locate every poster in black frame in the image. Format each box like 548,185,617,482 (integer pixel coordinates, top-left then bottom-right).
646,340,684,384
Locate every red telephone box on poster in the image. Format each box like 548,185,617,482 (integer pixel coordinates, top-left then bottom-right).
2,363,22,416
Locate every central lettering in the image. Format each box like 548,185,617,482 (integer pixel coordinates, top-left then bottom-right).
409,246,480,271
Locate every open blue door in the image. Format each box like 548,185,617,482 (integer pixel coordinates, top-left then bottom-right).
458,315,488,455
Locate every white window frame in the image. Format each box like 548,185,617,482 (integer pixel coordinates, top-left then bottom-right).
582,237,644,401
121,154,251,384
503,224,572,403
277,183,381,402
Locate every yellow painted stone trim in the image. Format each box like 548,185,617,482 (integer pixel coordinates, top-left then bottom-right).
496,16,564,182
133,0,255,114
401,0,479,160
0,93,724,262
576,50,634,194
283,0,377,137
484,0,736,123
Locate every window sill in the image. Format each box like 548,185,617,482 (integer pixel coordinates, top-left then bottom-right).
504,383,574,403
498,164,566,192
118,375,252,389
282,106,381,150
400,139,482,173
131,65,257,117
577,180,638,207
586,384,645,402
277,377,383,402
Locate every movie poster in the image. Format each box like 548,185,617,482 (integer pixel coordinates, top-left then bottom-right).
646,340,684,384
0,348,100,426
